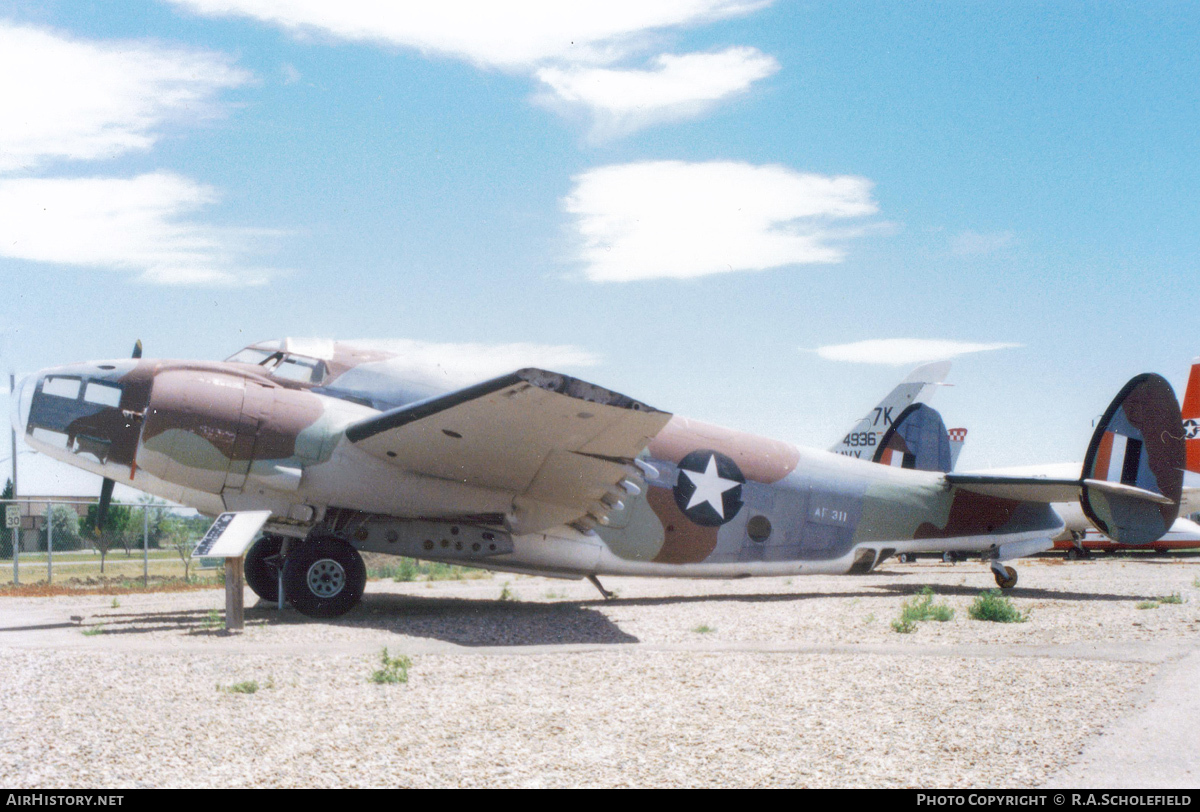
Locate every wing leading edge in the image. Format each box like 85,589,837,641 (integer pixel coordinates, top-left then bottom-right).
345,368,672,534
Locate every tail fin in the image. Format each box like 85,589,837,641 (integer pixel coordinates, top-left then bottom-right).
947,427,968,470
1182,358,1200,481
872,403,953,472
831,360,951,458
1081,373,1184,544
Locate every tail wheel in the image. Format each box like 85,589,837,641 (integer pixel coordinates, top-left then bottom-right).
282,536,366,618
994,566,1018,590
244,534,284,602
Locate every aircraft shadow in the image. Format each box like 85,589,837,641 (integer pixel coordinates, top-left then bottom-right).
285,592,641,647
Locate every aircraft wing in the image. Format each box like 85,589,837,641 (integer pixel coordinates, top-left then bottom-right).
945,473,1175,505
344,368,672,534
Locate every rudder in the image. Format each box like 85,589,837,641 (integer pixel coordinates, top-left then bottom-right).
1081,373,1184,544
872,403,953,472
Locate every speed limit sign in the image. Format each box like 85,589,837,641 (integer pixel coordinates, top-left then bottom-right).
5,505,19,529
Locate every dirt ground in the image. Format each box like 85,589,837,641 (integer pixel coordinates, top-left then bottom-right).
2,554,1198,788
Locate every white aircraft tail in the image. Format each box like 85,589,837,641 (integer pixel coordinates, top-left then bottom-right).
830,360,952,459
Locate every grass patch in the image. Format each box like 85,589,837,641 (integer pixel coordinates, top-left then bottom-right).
968,590,1028,623
222,680,259,694
891,587,955,633
367,557,492,583
1136,601,1159,610
81,624,104,636
692,624,715,634
1158,592,1184,605
0,574,224,597
499,582,515,601
110,597,120,608
370,648,411,685
202,609,222,629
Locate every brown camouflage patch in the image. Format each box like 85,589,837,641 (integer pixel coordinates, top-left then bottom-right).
647,486,719,564
649,416,800,484
914,490,1021,539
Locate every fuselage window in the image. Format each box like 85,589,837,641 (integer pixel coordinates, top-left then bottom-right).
83,381,122,408
42,376,81,400
747,515,773,543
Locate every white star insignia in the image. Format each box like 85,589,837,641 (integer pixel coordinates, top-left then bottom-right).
682,454,741,518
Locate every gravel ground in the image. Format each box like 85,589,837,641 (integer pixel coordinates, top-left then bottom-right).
2,555,1197,788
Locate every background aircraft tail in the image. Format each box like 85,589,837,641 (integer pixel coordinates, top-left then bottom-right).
1081,373,1184,544
1182,358,1200,480
871,403,953,472
830,360,951,459
948,427,967,469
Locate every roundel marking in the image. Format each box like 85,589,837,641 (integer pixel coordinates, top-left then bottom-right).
673,449,746,527
1185,418,1200,441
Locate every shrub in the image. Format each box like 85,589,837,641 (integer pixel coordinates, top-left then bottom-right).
371,648,411,685
968,590,1028,623
222,681,259,694
692,624,715,634
1136,601,1159,610
891,587,955,633
1158,593,1184,605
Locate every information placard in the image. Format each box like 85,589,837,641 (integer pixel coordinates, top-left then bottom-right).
191,511,272,558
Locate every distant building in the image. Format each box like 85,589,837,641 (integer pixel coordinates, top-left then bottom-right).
5,497,97,552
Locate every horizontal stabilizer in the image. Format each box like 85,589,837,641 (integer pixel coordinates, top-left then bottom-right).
944,473,1082,503
945,473,1175,507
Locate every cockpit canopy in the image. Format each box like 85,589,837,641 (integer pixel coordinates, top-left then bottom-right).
226,338,333,386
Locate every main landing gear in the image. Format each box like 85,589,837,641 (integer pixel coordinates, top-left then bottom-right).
989,560,1018,590
243,533,367,618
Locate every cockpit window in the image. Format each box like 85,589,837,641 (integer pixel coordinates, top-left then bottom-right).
226,348,276,365
42,376,81,400
271,354,328,385
83,381,122,408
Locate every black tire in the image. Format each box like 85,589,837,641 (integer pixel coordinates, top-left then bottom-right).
282,536,366,618
994,566,1018,590
1065,548,1080,561
244,535,284,602
942,551,957,564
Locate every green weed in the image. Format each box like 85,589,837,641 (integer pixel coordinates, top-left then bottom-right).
370,648,411,685
891,587,955,633
968,590,1028,623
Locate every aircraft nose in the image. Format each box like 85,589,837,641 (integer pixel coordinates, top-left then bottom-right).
9,373,36,437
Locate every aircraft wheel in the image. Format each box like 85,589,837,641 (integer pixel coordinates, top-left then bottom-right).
1065,548,1081,561
994,566,1018,590
282,536,366,618
942,551,957,564
897,553,910,563
244,534,284,602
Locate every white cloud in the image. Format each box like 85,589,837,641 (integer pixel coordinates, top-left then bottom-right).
343,339,602,389
563,160,879,282
166,1,775,135
0,173,284,286
166,0,765,68
950,230,1016,256
536,47,778,139
813,339,1021,366
0,21,249,173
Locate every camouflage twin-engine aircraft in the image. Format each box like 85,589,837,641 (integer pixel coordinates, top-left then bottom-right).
10,339,1186,617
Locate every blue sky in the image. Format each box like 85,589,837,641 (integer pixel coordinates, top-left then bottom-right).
1,1,1198,495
